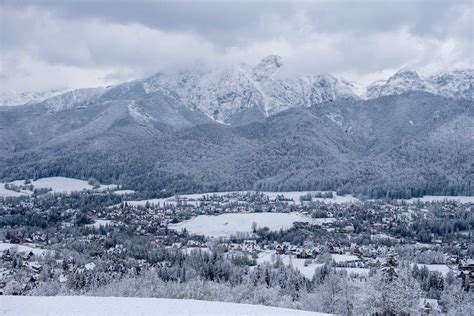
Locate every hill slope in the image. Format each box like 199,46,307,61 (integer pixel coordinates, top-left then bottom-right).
1,90,472,198
0,296,329,316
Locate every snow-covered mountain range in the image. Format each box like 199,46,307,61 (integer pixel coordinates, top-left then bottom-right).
1,59,472,197
366,68,473,99
1,56,472,124
0,89,68,107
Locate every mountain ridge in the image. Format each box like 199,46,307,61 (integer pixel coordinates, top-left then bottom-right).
2,56,472,126
1,56,472,198
1,90,472,198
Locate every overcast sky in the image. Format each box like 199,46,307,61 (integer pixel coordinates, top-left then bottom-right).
1,0,472,93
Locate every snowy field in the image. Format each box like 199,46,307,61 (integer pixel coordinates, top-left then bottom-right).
3,180,472,205
331,254,360,263
30,177,118,193
168,212,327,238
257,250,324,278
85,219,113,229
113,189,136,195
0,242,46,255
122,191,359,207
0,184,28,197
261,191,359,205
1,177,120,195
31,177,99,193
121,191,244,207
0,296,329,316
412,264,453,276
256,251,368,279
119,191,474,209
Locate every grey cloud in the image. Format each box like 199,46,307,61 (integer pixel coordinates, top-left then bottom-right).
1,0,472,92
3,1,290,46
5,0,470,43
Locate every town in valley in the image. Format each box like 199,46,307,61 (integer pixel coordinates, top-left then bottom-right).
0,177,472,314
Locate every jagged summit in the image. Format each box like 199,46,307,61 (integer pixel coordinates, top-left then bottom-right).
367,68,472,99
367,68,434,98
428,69,473,100
389,68,420,80
131,55,361,124
253,55,283,81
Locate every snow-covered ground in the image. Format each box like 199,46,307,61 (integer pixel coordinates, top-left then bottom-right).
406,195,474,204
122,191,359,208
257,250,324,279
0,242,46,255
31,177,96,193
169,212,323,238
0,184,28,198
2,178,472,205
331,254,360,263
30,177,118,193
122,192,242,207
1,177,120,195
117,191,474,208
412,264,453,276
113,189,136,195
85,219,113,229
261,191,359,205
0,296,329,316
256,251,368,279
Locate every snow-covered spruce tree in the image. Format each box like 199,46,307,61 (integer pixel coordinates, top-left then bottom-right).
355,265,421,315
302,268,355,315
439,279,474,315
381,251,398,283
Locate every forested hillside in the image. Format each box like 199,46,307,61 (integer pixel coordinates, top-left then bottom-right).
1,89,472,198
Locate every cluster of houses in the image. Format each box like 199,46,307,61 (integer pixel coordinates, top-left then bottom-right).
0,239,154,295
458,259,474,291
0,248,43,295
1,190,473,299
274,242,320,259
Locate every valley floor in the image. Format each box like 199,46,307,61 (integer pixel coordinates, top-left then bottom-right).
0,296,329,316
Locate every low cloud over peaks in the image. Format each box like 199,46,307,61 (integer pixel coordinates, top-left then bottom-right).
1,0,472,92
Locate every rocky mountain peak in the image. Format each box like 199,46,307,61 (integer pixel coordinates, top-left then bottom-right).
368,68,435,98
253,55,283,81
389,68,420,81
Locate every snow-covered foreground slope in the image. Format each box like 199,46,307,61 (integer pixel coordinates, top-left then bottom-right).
0,296,329,316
